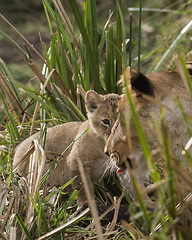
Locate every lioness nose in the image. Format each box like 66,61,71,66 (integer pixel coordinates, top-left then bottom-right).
104,144,109,156
104,146,109,156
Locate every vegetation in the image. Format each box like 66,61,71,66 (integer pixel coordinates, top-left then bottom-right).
0,0,192,239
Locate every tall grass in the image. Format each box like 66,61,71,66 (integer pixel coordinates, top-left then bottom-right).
0,0,192,239
0,0,124,239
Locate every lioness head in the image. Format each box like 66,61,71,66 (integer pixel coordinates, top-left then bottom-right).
104,66,191,174
85,90,121,140
104,67,156,173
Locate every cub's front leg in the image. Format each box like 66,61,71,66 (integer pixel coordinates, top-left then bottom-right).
67,156,94,206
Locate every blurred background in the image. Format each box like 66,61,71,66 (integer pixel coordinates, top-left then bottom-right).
1,0,191,82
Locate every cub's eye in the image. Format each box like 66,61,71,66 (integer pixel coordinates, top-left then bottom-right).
102,119,110,125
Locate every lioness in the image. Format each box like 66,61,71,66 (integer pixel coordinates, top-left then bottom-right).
105,66,192,207
13,90,121,204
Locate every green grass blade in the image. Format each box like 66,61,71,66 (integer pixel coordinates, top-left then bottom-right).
98,11,114,55
104,26,116,93
129,14,132,67
43,1,53,34
116,0,127,69
122,87,154,227
15,214,33,240
161,120,177,218
153,20,192,71
58,190,78,221
124,80,159,183
16,81,68,122
29,196,39,214
177,56,192,101
67,0,101,92
0,30,27,59
0,97,20,142
66,97,87,121
36,192,49,234
0,58,22,103
116,0,122,86
138,0,142,71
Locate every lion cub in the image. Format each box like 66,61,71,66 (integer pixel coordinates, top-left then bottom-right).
13,90,121,204
105,67,192,208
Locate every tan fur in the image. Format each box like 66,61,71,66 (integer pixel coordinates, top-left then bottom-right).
105,67,192,207
13,90,121,204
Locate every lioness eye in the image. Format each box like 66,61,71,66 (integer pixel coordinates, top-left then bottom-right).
102,119,110,125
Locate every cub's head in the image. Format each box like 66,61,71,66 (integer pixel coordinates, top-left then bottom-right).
104,67,156,174
85,90,121,140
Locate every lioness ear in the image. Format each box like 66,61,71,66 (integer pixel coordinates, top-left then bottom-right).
85,90,101,113
130,69,154,97
186,62,192,76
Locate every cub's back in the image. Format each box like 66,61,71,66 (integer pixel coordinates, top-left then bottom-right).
13,121,82,174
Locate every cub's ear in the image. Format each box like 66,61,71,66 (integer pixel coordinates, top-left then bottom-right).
85,90,101,113
130,68,154,97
